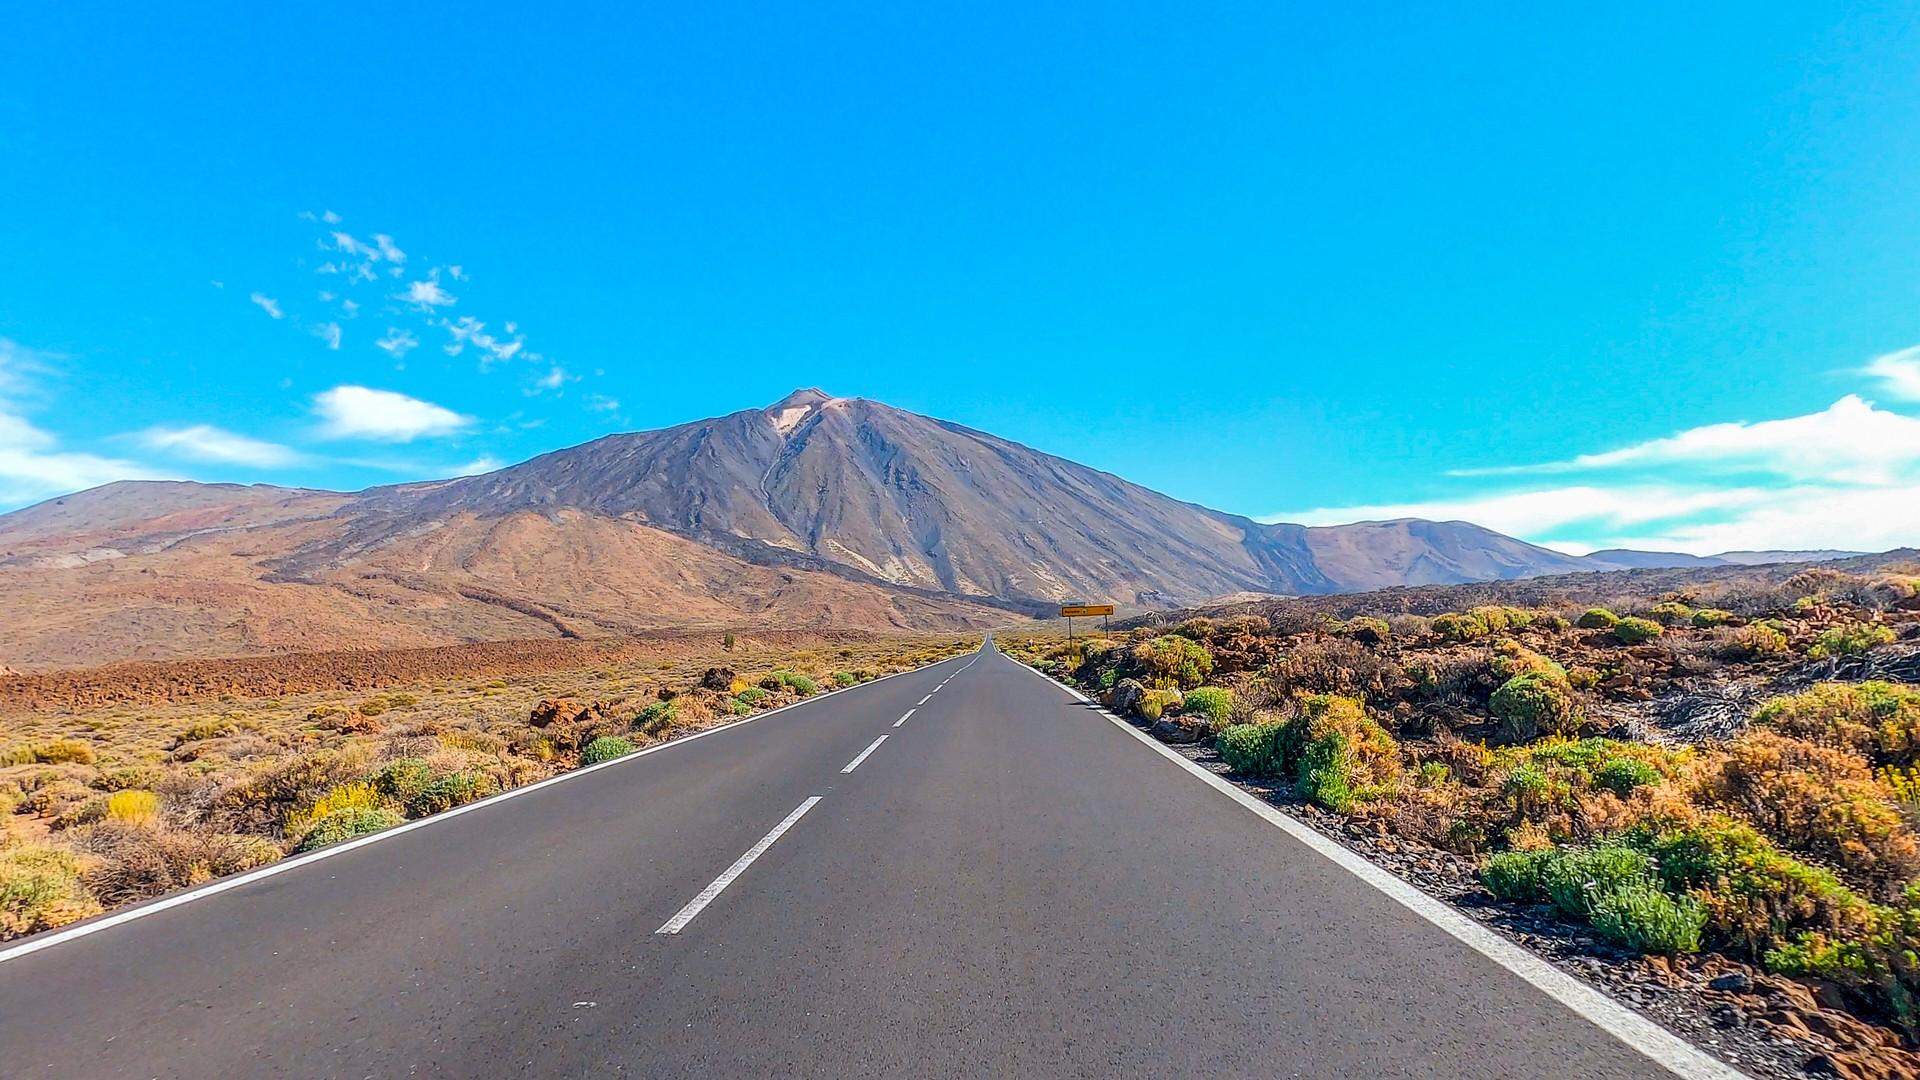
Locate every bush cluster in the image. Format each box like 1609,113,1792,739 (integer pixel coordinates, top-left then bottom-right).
1215,695,1398,812
1481,842,1706,954
1810,622,1896,660
1130,636,1214,690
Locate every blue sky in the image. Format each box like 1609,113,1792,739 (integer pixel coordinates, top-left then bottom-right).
3,3,1918,554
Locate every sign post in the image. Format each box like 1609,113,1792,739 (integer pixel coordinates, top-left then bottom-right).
1059,603,1114,647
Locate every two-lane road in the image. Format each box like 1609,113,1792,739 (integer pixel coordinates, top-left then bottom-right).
0,640,1728,1078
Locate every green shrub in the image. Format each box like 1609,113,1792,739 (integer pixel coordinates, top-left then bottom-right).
1591,880,1706,954
368,758,435,804
1541,844,1653,919
294,806,403,852
1728,622,1790,658
831,671,857,688
1131,636,1214,690
1490,673,1581,742
1217,721,1285,777
634,700,677,736
580,736,637,766
1290,695,1399,812
1483,850,1551,902
1577,608,1620,629
1339,617,1390,644
0,845,99,936
1138,689,1182,722
1752,681,1920,765
782,673,819,696
1613,617,1664,644
1431,612,1490,642
1649,601,1694,626
1181,687,1234,728
1592,757,1661,796
1691,608,1736,628
1531,611,1572,632
405,771,492,817
1491,640,1567,680
734,686,770,707
1810,622,1896,660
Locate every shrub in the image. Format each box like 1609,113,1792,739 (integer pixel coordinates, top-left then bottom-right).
1483,849,1551,902
1691,608,1737,628
104,790,161,827
1339,617,1390,644
1613,617,1663,644
1490,673,1581,742
368,759,435,804
1700,733,1920,888
1592,757,1661,796
633,700,677,736
1431,612,1490,642
580,736,636,766
1181,687,1235,729
293,806,403,852
1290,695,1399,813
1591,880,1706,954
1217,721,1285,777
1810,622,1896,660
1577,608,1620,629
831,671,857,688
1729,622,1790,658
734,687,769,707
1491,640,1567,680
285,782,384,838
1541,844,1654,919
1138,689,1182,722
1131,636,1214,690
0,845,100,936
1530,611,1572,632
34,739,95,765
1649,601,1694,627
781,673,819,697
405,771,492,817
1753,681,1920,765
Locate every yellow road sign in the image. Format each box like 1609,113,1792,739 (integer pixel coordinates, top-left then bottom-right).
1059,604,1114,618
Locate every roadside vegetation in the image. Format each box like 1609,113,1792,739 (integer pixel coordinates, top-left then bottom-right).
1004,560,1920,1072
0,633,972,939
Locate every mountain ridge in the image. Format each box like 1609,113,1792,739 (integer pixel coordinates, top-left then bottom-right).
0,389,1862,668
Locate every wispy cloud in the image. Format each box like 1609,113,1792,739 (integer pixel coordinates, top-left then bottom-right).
311,321,342,350
1863,345,1920,402
375,328,419,360
312,385,471,442
1267,363,1920,556
1454,395,1920,485
400,275,457,312
138,425,304,467
0,339,167,504
249,292,283,319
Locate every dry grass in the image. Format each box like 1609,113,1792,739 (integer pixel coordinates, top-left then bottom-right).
0,631,975,940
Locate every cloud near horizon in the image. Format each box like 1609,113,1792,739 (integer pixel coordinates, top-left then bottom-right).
311,385,472,442
1263,380,1920,556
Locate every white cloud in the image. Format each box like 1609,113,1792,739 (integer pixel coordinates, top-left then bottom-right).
372,234,405,264
533,366,567,391
138,425,303,467
375,328,419,360
1863,345,1920,402
311,322,342,350
330,231,375,259
312,385,472,442
1458,396,1920,485
400,277,456,311
0,339,167,505
448,265,467,281
586,394,620,413
1263,485,1773,540
249,292,283,319
340,298,359,318
451,455,503,476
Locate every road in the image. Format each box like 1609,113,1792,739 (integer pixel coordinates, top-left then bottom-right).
0,639,1718,1078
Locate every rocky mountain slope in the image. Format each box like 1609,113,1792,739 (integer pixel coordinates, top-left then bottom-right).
0,389,1859,669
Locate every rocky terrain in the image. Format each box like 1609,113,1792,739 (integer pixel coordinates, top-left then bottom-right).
0,389,1855,671
1004,555,1920,1078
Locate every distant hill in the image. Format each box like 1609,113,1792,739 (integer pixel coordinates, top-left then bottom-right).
0,389,1885,668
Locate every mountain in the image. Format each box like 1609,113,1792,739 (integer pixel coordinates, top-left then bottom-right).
0,389,1864,669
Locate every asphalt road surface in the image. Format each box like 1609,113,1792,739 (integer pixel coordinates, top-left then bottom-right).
0,639,1713,1078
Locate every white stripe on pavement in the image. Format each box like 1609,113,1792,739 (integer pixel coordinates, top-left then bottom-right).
894,709,915,727
655,796,824,935
840,734,889,773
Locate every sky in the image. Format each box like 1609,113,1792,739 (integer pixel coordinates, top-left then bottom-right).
2,3,1918,555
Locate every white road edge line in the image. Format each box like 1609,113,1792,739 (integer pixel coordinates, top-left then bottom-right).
0,648,983,966
894,709,915,727
655,796,823,935
840,733,889,773
1013,657,1749,1080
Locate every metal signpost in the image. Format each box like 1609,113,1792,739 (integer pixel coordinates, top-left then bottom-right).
1059,603,1114,645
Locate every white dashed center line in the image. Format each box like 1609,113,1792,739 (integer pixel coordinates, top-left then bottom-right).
894,709,915,727
841,734,889,773
655,796,823,935
917,695,932,705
